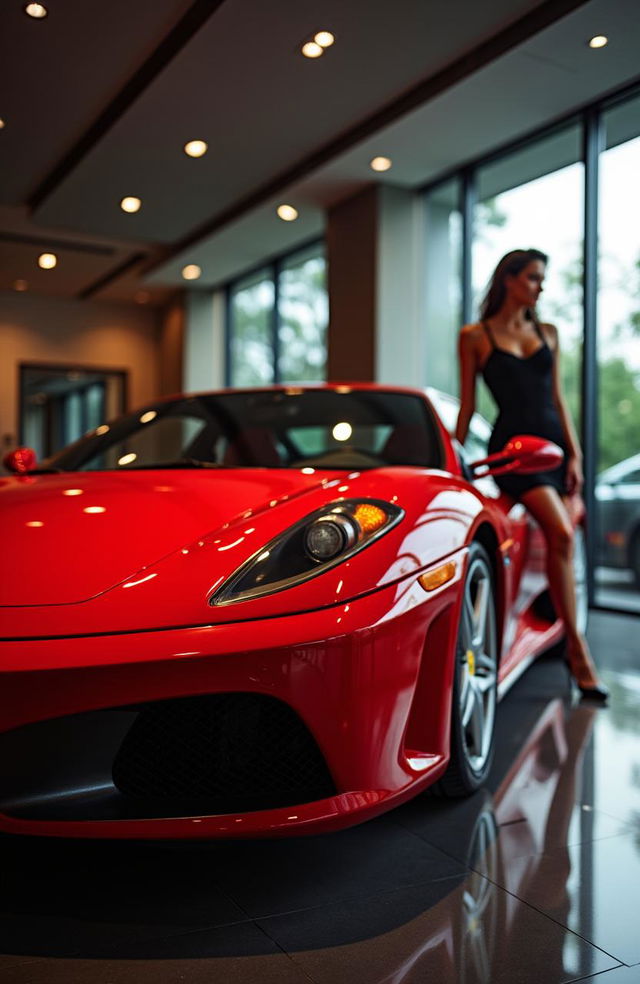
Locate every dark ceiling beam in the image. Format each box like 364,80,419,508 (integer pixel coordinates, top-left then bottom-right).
28,0,228,212
145,0,590,274
77,252,146,300
0,231,114,255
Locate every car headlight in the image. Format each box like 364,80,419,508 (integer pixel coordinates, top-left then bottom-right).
210,498,403,606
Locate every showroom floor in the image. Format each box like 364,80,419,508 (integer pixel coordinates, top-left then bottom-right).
1,611,638,984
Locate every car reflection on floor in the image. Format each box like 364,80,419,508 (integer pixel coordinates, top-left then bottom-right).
379,701,599,984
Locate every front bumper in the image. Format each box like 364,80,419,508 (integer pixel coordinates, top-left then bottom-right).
0,568,464,839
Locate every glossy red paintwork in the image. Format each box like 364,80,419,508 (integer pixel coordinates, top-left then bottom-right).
0,383,570,839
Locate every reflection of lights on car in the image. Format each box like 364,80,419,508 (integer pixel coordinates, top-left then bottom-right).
25,521,44,527
301,467,316,475
83,506,106,514
333,421,352,441
62,489,83,496
217,537,245,552
95,424,109,436
118,452,137,466
122,573,158,588
139,410,157,424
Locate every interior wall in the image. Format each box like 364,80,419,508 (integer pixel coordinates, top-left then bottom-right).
0,291,162,455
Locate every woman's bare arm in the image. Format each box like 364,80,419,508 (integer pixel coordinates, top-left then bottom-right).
454,326,480,445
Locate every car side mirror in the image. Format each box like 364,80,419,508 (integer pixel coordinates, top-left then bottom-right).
3,447,37,474
469,436,563,479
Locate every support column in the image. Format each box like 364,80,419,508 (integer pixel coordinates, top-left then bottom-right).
327,187,377,381
326,184,426,387
183,289,226,392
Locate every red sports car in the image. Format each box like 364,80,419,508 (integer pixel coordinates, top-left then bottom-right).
0,384,584,839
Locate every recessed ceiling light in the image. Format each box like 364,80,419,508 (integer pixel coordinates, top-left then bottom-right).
182,264,202,280
314,31,335,48
38,252,57,269
14,279,29,291
588,35,608,48
0,118,5,130
184,139,208,158
301,41,323,58
277,204,298,221
24,3,48,18
370,156,392,172
120,196,141,213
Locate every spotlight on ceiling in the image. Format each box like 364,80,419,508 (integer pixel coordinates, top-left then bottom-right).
184,140,208,158
370,156,392,172
182,264,202,281
277,204,299,221
120,196,142,213
38,253,57,270
14,279,29,292
301,41,323,58
314,31,335,48
24,3,48,19
588,35,608,48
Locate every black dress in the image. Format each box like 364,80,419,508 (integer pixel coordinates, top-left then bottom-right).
482,320,568,499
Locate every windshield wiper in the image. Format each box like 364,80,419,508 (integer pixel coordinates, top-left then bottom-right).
121,458,225,470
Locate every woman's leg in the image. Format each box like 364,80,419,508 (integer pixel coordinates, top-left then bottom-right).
520,485,602,689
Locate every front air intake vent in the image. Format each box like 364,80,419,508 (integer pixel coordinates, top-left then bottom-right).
112,692,335,813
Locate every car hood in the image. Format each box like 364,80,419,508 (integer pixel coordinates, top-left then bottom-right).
0,468,332,606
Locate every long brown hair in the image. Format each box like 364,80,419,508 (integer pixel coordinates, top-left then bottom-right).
480,248,548,321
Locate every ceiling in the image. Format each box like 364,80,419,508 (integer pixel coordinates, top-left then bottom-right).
1,0,638,304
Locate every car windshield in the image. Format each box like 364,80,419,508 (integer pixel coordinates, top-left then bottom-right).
40,389,444,472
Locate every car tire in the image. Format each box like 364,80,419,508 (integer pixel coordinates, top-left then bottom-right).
437,542,498,797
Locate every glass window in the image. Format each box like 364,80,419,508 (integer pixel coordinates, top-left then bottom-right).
228,270,275,386
278,245,328,384
424,178,462,398
473,126,584,426
595,93,640,612
227,244,328,387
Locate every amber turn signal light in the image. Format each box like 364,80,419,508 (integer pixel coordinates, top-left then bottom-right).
418,561,457,592
353,503,387,534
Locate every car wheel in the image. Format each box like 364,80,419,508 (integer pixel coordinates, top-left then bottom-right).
439,542,498,797
573,524,588,636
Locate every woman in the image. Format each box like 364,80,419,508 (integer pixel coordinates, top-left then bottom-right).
455,248,607,701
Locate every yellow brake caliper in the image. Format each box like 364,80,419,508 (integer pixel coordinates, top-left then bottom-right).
466,649,475,676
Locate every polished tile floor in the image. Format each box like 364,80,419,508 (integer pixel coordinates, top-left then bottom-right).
1,610,639,984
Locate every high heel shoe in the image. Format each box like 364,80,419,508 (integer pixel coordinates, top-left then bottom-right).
565,640,609,704
577,681,609,703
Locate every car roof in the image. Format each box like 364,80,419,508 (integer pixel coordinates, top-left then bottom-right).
598,452,640,482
